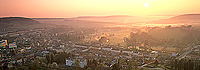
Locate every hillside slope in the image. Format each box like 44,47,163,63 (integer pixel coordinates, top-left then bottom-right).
152,14,200,24
0,17,40,33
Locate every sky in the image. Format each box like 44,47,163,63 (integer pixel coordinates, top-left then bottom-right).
0,0,200,18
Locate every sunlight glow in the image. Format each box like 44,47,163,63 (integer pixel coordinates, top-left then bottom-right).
144,2,149,7
1,0,200,17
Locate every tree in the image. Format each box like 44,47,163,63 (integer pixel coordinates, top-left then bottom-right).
169,58,200,70
133,60,138,69
50,53,54,64
32,58,40,69
72,60,80,68
127,61,133,70
99,37,108,44
112,64,120,70
96,63,104,70
49,62,58,68
46,53,50,64
46,52,54,64
92,59,98,67
154,60,158,67
39,57,48,64
187,25,192,29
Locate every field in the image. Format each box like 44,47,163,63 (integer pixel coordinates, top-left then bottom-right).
14,23,47,29
149,28,186,40
100,28,132,46
151,46,176,52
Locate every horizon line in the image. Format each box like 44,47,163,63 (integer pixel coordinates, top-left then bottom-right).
1,14,200,18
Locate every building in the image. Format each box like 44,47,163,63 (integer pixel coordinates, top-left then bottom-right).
66,60,74,66
9,43,17,49
0,40,8,47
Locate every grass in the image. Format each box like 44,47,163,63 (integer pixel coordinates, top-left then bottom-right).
150,46,176,52
149,28,186,40
15,23,47,29
101,28,131,46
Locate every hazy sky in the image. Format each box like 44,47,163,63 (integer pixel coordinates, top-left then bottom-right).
0,0,200,18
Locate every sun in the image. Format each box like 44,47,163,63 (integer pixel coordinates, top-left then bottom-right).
144,2,149,7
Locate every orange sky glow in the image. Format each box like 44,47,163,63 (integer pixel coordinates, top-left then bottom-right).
0,0,200,18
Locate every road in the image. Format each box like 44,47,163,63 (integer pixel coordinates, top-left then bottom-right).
138,66,164,70
176,45,198,60
65,48,76,53
138,60,165,70
141,60,155,67
75,45,132,53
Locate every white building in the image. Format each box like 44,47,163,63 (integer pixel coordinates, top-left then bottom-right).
66,60,75,66
9,43,17,48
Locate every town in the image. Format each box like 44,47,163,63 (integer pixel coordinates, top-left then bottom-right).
0,23,200,70
1,0,200,70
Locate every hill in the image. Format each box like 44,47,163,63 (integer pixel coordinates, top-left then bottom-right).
76,15,132,18
148,28,186,40
0,17,40,33
34,15,164,27
0,17,39,25
152,14,200,24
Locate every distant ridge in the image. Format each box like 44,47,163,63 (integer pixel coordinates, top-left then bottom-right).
32,18,65,19
170,14,200,19
0,17,39,24
152,14,200,24
1,17,28,19
76,15,132,18
0,17,40,31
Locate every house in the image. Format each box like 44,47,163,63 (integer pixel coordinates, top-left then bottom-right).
94,43,101,46
9,34,19,37
42,51,49,54
26,54,34,59
25,46,31,50
19,48,25,53
17,59,22,63
150,51,158,57
82,49,89,52
172,52,178,57
0,40,8,47
56,49,63,53
194,48,199,53
66,60,74,66
75,45,87,48
185,54,200,59
0,34,3,37
7,63,13,68
60,45,65,48
133,52,139,56
47,47,53,50
79,59,87,68
0,52,4,57
9,43,17,48
66,59,87,68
